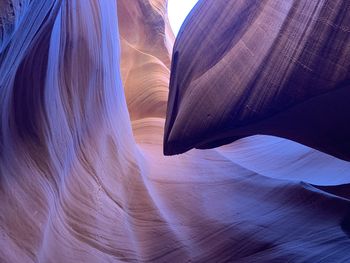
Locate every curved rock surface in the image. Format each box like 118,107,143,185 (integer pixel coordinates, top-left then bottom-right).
164,0,350,160
0,0,349,262
118,0,174,120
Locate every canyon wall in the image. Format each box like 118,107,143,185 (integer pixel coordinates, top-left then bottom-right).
118,0,174,121
0,0,349,262
164,0,350,161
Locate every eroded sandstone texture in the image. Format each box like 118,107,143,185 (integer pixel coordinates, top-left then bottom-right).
118,0,174,120
0,0,349,262
164,0,350,161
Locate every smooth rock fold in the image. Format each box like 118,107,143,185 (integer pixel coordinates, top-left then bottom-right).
164,0,350,161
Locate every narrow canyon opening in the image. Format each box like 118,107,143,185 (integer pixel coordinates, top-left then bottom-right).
168,0,199,36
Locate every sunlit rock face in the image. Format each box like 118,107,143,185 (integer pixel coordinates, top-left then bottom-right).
118,0,174,120
0,0,350,262
164,0,350,160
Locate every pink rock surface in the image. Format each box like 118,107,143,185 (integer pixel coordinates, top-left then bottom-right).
0,0,349,262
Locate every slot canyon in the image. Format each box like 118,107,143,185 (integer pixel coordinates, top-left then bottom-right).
0,0,349,262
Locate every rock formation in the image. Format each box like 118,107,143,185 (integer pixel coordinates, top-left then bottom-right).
118,0,174,121
164,0,350,161
0,0,349,262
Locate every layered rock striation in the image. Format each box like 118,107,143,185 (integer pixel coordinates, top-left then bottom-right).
0,0,349,262
164,0,350,161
